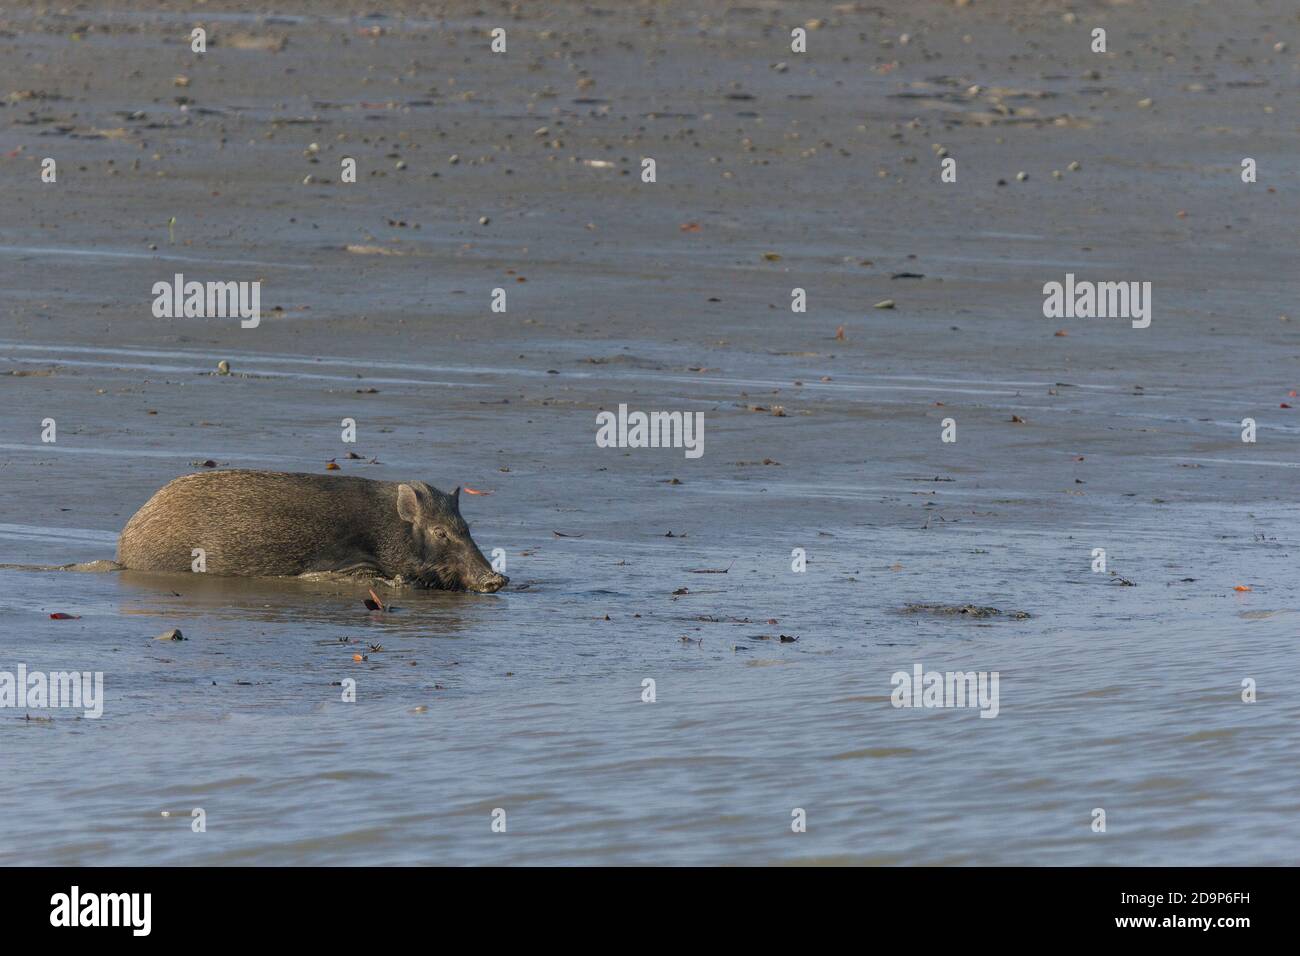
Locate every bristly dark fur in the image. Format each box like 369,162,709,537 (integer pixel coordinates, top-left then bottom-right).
117,470,508,593
419,559,467,591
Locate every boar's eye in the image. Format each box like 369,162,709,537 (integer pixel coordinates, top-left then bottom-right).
430,526,449,540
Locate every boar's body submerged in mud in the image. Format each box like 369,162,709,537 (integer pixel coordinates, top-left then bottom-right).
117,470,508,592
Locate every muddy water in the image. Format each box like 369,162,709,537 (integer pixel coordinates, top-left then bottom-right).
1,1,1298,864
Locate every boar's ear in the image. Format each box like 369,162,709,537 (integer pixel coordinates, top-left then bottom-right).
450,486,461,511
396,483,422,523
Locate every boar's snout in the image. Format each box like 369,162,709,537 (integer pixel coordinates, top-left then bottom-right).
472,571,509,593
397,481,508,593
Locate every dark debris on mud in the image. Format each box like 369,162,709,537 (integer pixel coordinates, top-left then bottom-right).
902,603,1031,620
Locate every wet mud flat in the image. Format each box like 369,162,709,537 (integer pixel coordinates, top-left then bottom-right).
1,1,1298,864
